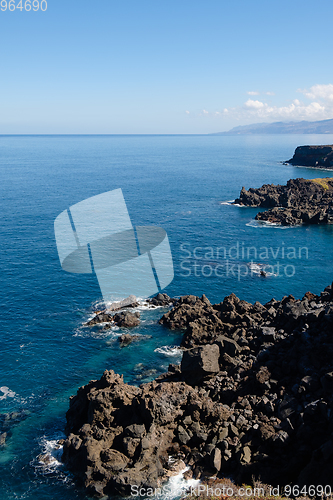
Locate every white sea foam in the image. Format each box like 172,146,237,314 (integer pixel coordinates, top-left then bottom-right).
137,301,162,311
0,386,16,400
74,324,120,339
34,441,199,497
247,262,277,277
154,346,183,357
36,437,64,471
246,219,291,229
33,436,76,486
137,298,173,311
220,200,247,207
247,263,262,273
88,297,169,319
220,199,235,205
157,465,200,499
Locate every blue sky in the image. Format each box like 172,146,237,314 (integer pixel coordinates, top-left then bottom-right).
1,0,333,133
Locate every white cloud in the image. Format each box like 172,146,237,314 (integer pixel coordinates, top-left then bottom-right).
194,84,333,122
244,99,265,109
241,100,326,120
301,84,333,102
185,110,190,114
216,84,333,121
247,91,275,96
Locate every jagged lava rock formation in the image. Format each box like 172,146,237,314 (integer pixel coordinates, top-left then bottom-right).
286,145,333,169
63,286,333,497
234,177,333,225
85,293,174,330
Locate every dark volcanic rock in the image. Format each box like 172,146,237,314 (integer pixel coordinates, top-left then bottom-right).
64,283,333,496
113,311,140,328
235,177,333,225
181,344,220,384
286,145,333,169
159,294,241,347
86,311,140,328
86,312,114,326
149,293,175,307
86,293,173,330
62,370,229,497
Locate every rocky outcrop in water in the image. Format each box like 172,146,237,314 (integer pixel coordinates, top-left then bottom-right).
286,145,333,169
234,177,333,225
149,292,176,307
85,293,174,330
118,333,141,346
63,285,333,496
86,311,140,329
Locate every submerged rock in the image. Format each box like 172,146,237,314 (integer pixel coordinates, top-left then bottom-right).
118,333,152,347
0,409,29,449
0,432,7,447
118,333,141,345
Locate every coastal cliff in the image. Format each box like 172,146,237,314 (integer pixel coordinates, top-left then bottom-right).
286,145,333,169
234,177,333,225
63,287,333,497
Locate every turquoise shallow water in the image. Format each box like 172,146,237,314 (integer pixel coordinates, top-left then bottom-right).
1,134,333,499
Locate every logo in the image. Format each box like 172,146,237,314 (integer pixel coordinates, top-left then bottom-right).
54,189,174,305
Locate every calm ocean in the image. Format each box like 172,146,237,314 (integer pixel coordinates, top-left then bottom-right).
1,134,333,499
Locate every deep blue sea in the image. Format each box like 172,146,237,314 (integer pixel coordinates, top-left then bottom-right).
1,134,333,499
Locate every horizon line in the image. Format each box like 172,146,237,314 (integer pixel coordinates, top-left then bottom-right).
0,133,210,136
2,132,333,137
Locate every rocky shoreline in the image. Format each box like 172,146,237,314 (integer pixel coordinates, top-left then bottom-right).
234,177,333,225
62,285,333,497
285,145,333,169
85,293,175,333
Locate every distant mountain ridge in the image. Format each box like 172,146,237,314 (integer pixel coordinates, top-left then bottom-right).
212,118,333,135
